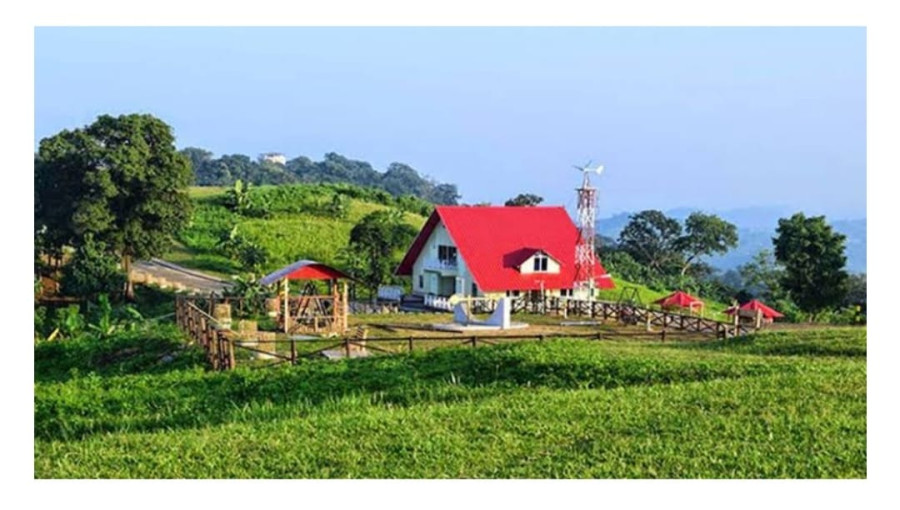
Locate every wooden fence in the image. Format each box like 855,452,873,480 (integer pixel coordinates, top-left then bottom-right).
175,295,235,370
175,294,751,372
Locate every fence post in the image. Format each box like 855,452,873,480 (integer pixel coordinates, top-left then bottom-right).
344,337,351,358
226,334,235,370
661,328,667,342
595,331,602,341
408,337,414,353
470,336,477,347
290,339,297,365
539,334,545,342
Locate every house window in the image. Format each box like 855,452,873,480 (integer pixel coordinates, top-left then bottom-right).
561,289,573,297
419,275,424,289
438,245,457,265
533,253,548,272
506,290,520,297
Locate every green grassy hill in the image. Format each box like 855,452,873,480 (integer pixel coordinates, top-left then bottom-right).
34,326,866,478
165,184,429,277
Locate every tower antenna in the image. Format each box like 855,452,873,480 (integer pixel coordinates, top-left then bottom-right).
574,162,604,299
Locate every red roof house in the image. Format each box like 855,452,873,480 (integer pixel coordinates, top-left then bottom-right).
396,206,614,297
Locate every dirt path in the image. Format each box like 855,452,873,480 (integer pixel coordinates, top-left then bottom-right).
132,258,232,294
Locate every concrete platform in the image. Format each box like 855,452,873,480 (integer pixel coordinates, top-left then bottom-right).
431,322,529,332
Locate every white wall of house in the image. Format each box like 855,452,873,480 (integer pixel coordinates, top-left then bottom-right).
411,221,478,297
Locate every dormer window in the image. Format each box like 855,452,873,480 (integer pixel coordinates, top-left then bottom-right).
533,253,549,272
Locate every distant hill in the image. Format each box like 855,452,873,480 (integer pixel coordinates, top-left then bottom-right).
597,207,866,273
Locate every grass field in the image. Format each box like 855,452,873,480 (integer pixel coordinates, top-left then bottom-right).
34,326,866,478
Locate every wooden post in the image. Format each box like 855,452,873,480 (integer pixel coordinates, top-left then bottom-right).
282,278,290,334
661,328,667,342
344,338,351,358
208,292,214,316
342,281,349,332
227,335,236,370
470,336,477,347
290,339,297,365
408,337,414,352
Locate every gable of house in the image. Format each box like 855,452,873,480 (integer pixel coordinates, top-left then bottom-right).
397,206,614,292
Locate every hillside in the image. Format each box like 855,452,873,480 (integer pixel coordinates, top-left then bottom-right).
165,184,430,277
34,327,866,478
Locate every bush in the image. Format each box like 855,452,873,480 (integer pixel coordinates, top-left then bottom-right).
61,235,125,299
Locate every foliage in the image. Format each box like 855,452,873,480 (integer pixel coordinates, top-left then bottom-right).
60,234,126,299
737,250,785,302
224,275,275,317
617,210,684,275
504,193,544,207
773,213,849,320
35,328,865,478
676,212,738,276
35,294,147,343
184,148,460,205
348,210,419,297
36,114,193,298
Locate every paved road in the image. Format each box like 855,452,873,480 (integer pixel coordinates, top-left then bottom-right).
133,258,232,294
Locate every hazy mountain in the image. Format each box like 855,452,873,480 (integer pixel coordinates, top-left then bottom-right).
597,207,866,273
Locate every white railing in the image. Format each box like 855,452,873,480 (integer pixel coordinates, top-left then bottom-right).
424,294,454,311
376,285,404,302
423,258,458,271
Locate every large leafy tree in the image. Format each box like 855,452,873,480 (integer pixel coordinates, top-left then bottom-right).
348,210,418,300
617,210,684,274
676,212,738,276
773,213,849,320
35,114,193,299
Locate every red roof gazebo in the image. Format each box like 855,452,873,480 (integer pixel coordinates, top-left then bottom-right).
724,299,784,320
259,259,354,334
654,291,704,314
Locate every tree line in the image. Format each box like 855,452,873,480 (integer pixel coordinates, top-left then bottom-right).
603,209,862,323
181,148,461,205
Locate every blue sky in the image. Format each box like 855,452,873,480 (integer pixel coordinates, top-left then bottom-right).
34,27,866,219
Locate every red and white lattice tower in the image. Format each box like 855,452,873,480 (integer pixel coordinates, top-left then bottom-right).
574,163,603,297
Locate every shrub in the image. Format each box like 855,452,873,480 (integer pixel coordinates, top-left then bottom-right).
61,235,125,299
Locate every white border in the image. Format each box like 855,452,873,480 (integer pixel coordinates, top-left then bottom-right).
8,1,896,508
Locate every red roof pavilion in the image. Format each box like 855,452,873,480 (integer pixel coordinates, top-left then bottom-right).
724,299,784,319
654,290,704,310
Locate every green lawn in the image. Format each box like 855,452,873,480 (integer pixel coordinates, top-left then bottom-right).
34,326,866,478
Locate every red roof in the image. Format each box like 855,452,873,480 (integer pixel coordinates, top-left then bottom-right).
724,299,784,319
396,206,614,292
654,290,704,309
259,259,351,285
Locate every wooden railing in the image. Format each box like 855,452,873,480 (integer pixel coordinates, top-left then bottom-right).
175,294,751,372
175,295,235,371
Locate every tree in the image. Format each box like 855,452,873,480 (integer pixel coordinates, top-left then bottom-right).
773,213,849,321
35,114,193,299
428,183,461,205
617,210,684,274
676,212,738,276
737,249,784,301
504,193,544,207
348,210,418,300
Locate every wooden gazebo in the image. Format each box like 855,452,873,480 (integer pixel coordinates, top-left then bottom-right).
259,260,353,335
